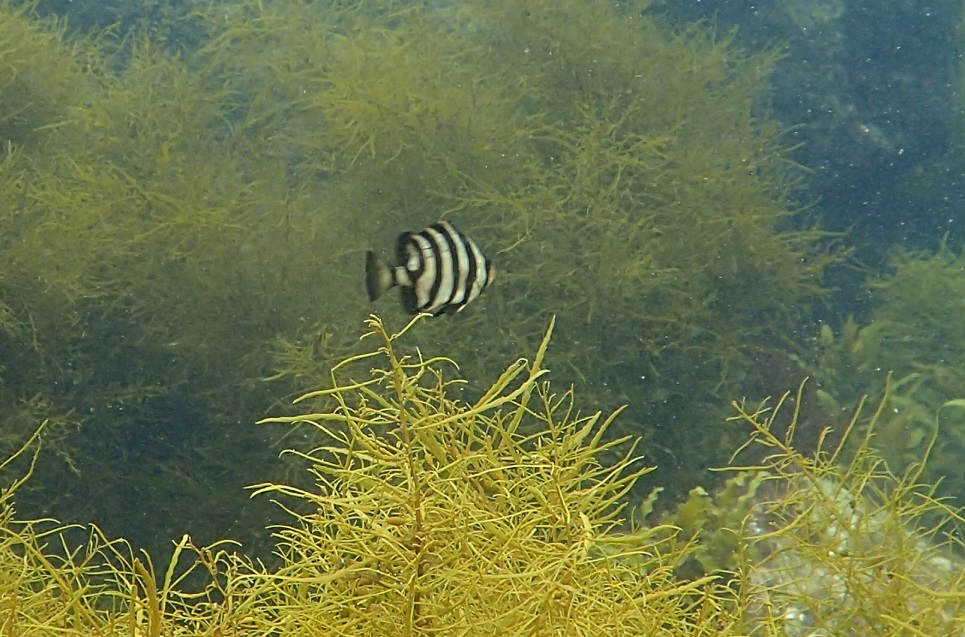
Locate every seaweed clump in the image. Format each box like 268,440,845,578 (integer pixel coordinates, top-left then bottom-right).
1,0,845,575
0,315,739,635
0,0,360,554
195,0,845,501
653,382,965,635
805,239,965,520
245,315,726,634
732,385,965,635
0,317,963,634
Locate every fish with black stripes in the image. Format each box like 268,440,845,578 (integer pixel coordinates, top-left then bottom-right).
365,220,495,316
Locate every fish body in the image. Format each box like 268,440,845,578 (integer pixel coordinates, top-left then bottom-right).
366,221,495,316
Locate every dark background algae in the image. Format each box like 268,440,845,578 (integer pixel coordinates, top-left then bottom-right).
1,0,965,565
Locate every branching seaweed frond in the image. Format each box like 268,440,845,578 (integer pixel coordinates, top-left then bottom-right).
250,314,733,635
727,379,965,635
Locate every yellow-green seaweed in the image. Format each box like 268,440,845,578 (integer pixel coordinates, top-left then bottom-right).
0,0,846,566
803,239,965,521
1,316,963,635
728,383,965,635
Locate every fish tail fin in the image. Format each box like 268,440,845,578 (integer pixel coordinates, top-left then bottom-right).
365,250,396,301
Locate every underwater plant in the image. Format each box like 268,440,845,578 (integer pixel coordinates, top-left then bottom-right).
803,239,965,523
707,382,963,635
0,0,366,556
0,420,243,636
1,0,847,569
193,0,845,508
0,316,738,635
1,314,963,635
0,2,96,149
246,315,731,634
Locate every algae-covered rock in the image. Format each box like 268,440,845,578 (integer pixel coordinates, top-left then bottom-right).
656,383,965,635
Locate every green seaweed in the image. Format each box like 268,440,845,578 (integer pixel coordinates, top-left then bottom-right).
645,380,965,634
803,239,965,520
244,315,725,634
0,316,962,635
726,383,965,635
0,2,96,148
0,0,844,564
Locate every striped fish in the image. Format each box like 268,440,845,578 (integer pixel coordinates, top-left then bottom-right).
365,221,495,316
